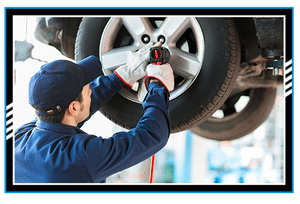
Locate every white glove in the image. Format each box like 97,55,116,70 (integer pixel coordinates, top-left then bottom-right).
144,63,174,94
114,43,153,88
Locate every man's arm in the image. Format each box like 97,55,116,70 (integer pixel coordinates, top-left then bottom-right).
89,73,125,114
79,82,170,181
77,73,125,127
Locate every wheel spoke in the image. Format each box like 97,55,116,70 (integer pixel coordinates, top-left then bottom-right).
121,17,154,41
158,17,191,44
101,45,137,72
168,47,201,79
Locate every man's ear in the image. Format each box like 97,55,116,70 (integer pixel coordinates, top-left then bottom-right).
67,101,79,116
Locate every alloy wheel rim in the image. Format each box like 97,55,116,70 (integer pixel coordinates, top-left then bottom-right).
99,17,205,103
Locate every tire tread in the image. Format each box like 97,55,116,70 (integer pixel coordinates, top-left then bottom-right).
171,18,240,132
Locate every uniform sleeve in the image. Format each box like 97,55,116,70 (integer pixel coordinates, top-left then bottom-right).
89,73,125,115
78,73,125,127
80,82,171,181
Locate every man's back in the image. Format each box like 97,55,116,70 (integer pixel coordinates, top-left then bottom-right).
15,119,98,183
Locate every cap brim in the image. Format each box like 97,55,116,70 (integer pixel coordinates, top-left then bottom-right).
77,55,102,84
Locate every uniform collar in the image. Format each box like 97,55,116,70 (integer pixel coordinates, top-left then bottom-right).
36,120,85,135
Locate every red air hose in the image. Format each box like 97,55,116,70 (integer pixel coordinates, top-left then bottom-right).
149,155,155,183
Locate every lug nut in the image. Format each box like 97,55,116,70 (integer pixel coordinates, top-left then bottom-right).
142,35,150,44
158,35,165,44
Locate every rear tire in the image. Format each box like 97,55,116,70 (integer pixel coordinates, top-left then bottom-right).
190,87,277,141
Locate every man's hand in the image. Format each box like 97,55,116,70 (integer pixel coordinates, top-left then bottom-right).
114,43,153,88
145,63,174,94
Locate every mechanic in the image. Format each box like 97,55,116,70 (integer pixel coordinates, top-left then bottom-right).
14,43,174,183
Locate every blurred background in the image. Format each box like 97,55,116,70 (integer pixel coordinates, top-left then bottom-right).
13,16,285,184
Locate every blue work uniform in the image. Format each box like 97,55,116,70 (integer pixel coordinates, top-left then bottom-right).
14,73,170,183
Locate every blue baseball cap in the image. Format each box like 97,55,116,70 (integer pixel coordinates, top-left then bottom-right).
28,55,101,115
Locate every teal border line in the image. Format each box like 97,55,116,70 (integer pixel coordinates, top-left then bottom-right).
1,191,294,196
2,5,7,194
292,5,297,193
4,4,294,9
2,4,296,196
4,4,294,7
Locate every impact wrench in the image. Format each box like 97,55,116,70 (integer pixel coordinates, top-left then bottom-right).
148,41,170,183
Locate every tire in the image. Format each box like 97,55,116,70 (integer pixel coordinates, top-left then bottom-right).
75,17,240,133
190,87,277,141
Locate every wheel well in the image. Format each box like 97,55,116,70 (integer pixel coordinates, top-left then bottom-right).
233,17,284,62
233,18,261,62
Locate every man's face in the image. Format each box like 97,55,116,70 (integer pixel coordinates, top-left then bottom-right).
77,84,92,123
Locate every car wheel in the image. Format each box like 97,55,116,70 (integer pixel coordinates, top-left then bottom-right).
75,17,240,133
190,87,277,141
